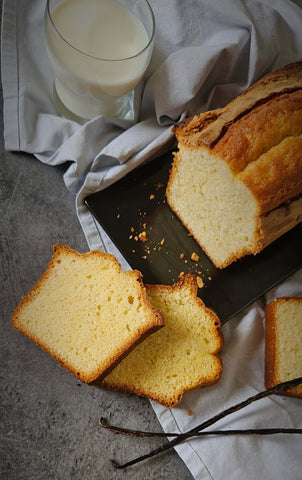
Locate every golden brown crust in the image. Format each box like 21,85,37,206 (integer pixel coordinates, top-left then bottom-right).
100,379,182,408
101,362,223,409
90,321,165,386
264,299,278,390
170,62,302,251
238,135,302,215
214,90,302,172
265,297,302,398
257,196,302,250
147,274,223,353
101,274,223,407
175,61,302,148
167,149,301,269
12,245,165,384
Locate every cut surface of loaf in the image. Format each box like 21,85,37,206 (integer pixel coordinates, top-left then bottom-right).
100,274,223,408
12,245,164,384
166,61,302,269
265,296,302,398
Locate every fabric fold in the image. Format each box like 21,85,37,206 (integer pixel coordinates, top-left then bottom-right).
2,0,302,478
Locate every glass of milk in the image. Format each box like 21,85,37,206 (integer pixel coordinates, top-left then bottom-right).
45,0,155,123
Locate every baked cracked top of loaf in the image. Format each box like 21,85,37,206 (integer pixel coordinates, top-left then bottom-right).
174,61,302,215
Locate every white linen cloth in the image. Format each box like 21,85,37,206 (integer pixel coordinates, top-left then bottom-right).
1,0,302,478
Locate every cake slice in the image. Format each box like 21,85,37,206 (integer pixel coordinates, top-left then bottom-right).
100,274,223,408
12,245,164,384
166,61,302,269
265,296,302,398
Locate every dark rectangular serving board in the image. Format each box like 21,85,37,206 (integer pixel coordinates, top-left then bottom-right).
85,152,302,324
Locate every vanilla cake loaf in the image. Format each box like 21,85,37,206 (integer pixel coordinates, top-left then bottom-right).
265,296,302,398
12,245,164,384
100,274,223,408
166,61,302,269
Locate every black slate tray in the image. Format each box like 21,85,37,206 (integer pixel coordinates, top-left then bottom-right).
85,152,302,324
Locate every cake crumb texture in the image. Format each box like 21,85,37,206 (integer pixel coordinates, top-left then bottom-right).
101,274,223,408
265,296,302,398
167,61,302,269
11,245,164,384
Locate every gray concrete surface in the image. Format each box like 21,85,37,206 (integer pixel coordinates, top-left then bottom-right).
0,37,193,480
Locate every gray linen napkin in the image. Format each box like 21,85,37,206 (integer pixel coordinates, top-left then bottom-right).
2,0,302,478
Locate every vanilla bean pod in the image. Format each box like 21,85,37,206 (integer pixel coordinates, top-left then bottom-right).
100,417,167,437
110,376,302,469
99,418,302,438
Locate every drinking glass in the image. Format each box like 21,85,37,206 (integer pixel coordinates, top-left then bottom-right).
45,0,155,123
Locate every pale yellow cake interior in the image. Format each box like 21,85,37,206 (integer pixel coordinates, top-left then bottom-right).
168,146,258,268
102,276,223,407
12,247,162,383
274,300,302,396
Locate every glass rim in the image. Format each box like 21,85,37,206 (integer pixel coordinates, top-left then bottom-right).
46,0,155,62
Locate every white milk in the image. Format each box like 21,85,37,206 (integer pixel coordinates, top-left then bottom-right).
46,0,152,119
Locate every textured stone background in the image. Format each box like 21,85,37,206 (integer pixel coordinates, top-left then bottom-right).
0,6,192,477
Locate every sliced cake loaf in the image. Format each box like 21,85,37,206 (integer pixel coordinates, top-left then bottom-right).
12,245,164,384
100,274,223,408
265,296,302,398
166,61,302,269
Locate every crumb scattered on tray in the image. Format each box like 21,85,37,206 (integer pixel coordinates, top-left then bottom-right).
138,232,148,242
191,252,199,262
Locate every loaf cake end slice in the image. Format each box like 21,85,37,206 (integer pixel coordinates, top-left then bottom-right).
265,296,302,398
